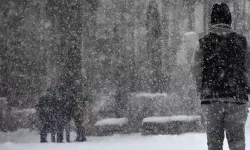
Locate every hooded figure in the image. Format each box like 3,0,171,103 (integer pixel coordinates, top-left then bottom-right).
192,3,249,150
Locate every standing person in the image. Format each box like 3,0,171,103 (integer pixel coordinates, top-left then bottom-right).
36,89,55,143
48,89,57,142
192,3,249,150
54,86,67,143
73,103,88,142
55,86,77,143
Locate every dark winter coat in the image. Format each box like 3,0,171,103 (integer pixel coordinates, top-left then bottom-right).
192,24,250,104
53,87,77,127
36,93,57,125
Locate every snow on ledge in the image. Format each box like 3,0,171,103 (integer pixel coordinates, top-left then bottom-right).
134,93,168,98
15,108,36,114
142,115,201,123
95,118,128,126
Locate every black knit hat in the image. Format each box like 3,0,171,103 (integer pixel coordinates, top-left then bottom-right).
211,3,232,25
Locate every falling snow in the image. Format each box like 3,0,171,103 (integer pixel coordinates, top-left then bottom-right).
0,0,250,149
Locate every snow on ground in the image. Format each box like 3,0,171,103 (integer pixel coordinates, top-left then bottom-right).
0,112,249,150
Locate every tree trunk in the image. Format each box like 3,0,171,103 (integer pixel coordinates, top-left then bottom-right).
203,0,212,34
146,1,162,93
242,0,247,33
187,0,196,31
81,0,98,107
2,2,9,103
162,0,170,92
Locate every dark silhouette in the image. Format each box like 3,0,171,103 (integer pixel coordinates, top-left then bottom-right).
36,86,87,143
192,3,249,150
36,89,57,143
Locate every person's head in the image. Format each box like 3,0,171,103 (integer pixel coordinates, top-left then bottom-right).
211,3,232,26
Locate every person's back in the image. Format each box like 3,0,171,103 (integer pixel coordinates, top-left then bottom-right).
36,95,50,122
36,94,51,143
199,26,248,102
192,3,249,150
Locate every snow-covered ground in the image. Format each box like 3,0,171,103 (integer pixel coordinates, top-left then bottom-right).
0,113,249,150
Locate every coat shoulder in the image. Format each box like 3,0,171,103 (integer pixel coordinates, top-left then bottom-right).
199,33,214,44
234,32,246,39
232,33,248,49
